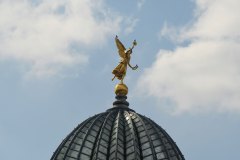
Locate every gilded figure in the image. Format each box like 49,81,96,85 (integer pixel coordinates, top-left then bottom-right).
112,35,138,83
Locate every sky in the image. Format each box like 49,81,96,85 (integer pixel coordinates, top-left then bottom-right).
0,0,240,159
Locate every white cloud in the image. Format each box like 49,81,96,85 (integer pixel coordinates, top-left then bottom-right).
159,22,181,43
137,0,240,114
0,0,122,77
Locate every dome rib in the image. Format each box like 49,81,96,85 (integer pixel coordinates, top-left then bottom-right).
92,110,115,159
133,113,158,160
124,110,142,160
109,111,124,159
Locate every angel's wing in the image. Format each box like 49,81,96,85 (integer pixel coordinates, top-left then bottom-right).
115,36,126,58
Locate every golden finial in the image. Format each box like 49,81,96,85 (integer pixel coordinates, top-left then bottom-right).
112,35,138,95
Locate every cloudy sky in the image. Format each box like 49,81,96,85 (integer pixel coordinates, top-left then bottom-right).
0,0,240,159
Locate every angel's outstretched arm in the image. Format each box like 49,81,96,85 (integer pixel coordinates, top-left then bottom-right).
128,62,138,70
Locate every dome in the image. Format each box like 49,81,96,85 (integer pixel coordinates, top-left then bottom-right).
51,95,185,160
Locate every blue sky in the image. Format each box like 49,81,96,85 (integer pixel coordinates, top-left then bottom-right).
0,0,240,159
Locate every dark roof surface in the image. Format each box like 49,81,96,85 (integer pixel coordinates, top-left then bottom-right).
51,95,185,160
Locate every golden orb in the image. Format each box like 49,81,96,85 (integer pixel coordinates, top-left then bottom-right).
115,83,128,95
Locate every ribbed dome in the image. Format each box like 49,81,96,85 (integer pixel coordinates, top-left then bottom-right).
51,95,184,160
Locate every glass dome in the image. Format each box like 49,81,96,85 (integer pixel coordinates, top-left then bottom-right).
51,95,185,160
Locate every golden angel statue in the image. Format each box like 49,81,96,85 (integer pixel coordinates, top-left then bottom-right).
112,35,138,83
